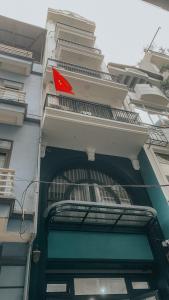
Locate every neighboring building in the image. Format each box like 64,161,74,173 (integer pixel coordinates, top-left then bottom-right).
108,49,169,299
142,0,169,11
29,9,169,300
0,15,46,300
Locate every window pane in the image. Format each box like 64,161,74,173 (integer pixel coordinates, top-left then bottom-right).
74,278,127,295
135,108,152,124
0,153,6,168
149,113,160,125
132,281,149,289
46,283,67,293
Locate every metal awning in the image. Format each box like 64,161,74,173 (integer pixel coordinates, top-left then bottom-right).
45,200,157,229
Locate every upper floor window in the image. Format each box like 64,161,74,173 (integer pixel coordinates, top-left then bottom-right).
48,168,131,206
0,139,12,168
135,104,169,126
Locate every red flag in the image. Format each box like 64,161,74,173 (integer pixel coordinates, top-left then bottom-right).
52,67,74,95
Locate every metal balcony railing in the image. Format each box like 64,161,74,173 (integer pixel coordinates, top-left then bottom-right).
0,43,33,59
147,125,168,147
57,38,101,54
46,94,169,147
0,86,26,103
0,168,15,198
47,59,121,83
46,94,141,125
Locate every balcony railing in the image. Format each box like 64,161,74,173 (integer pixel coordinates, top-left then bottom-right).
0,86,26,103
46,94,141,125
56,22,94,35
46,94,169,147
0,43,33,59
57,38,101,54
147,125,168,147
0,168,15,198
47,59,121,83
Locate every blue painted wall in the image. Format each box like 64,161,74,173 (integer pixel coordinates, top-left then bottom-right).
48,230,154,261
139,149,169,239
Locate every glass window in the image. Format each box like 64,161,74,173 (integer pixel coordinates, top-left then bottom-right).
48,169,131,205
135,107,152,124
0,153,6,168
46,283,67,293
149,113,160,125
134,104,169,126
74,278,127,295
132,281,150,289
0,140,12,168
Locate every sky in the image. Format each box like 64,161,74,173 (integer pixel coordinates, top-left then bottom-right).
0,0,169,66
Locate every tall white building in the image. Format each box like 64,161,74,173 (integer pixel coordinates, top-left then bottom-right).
30,9,168,300
0,7,169,300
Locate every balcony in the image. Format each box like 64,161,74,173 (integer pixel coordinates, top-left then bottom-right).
45,59,128,105
57,38,101,54
55,22,96,48
42,94,148,159
0,86,26,125
0,43,33,75
135,84,169,107
48,9,95,34
55,38,103,70
0,168,33,242
149,50,169,70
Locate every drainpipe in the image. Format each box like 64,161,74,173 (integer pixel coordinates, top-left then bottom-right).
23,239,33,300
23,85,43,300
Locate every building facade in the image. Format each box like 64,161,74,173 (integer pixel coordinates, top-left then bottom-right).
29,9,169,300
1,8,169,300
0,15,46,300
108,49,169,298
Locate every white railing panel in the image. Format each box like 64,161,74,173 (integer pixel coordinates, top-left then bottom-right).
0,87,25,103
0,168,15,198
0,43,32,59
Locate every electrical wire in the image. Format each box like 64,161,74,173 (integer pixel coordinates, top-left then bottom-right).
14,177,169,189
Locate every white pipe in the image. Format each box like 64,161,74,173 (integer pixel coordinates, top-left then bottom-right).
23,81,43,300
23,240,33,300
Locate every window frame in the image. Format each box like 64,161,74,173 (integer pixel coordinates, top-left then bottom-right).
46,274,156,300
0,139,13,168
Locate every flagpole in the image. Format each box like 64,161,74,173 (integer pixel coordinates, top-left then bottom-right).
146,26,161,52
